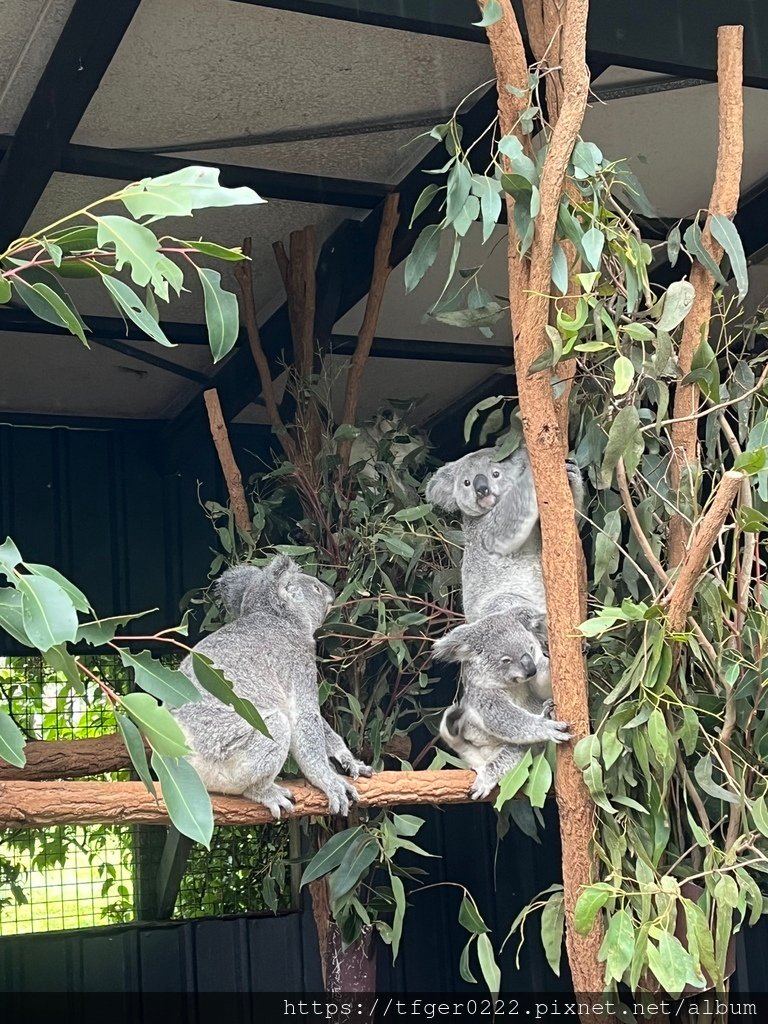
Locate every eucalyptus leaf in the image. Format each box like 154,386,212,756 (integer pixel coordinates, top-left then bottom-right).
151,751,214,847
710,214,748,302
197,267,239,362
121,166,264,223
0,709,26,768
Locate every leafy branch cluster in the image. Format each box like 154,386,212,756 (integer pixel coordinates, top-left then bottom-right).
411,50,768,996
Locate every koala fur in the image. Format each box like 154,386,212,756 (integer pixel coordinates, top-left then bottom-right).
349,403,428,481
425,445,583,622
173,556,372,818
434,611,571,799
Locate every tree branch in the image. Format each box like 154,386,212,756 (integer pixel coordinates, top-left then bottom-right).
668,25,744,566
483,0,604,1003
233,237,296,460
0,771,491,827
338,193,400,466
666,470,745,633
204,388,252,536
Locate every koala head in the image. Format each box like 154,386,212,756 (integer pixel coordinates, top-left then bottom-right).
264,555,335,633
433,609,547,686
216,565,265,619
217,557,334,633
425,445,530,518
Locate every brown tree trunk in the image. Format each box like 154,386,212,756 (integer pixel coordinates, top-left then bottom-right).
667,26,744,567
483,0,606,1005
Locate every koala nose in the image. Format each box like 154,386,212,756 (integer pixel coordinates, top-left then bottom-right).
520,654,537,678
473,473,490,498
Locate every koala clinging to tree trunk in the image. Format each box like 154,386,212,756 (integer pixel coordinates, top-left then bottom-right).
425,444,583,622
434,611,571,799
173,556,372,818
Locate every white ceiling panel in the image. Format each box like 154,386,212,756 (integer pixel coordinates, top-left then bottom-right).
73,0,491,184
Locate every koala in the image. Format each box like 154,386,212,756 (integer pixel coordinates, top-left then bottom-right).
434,611,571,799
173,556,372,819
425,444,583,622
349,403,428,481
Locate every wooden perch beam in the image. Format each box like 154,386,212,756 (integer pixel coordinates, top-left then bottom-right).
0,733,138,782
0,771,489,827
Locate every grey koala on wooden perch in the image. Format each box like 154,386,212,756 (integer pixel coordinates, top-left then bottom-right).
173,556,372,818
425,444,584,622
434,611,571,799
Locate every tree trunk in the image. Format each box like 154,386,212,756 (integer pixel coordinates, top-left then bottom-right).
482,0,606,1003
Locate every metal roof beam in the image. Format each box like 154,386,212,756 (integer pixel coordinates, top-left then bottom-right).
232,0,768,89
0,0,142,248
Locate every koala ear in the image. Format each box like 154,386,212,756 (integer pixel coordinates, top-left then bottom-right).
266,555,300,604
432,623,479,664
216,565,263,618
425,463,459,511
517,607,548,645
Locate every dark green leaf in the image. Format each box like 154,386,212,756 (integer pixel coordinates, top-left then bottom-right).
409,183,441,227
683,220,727,288
458,894,488,934
476,932,501,995
301,827,363,886
551,243,568,295
120,692,190,757
25,563,90,613
656,279,695,332
42,644,83,692
0,588,32,647
76,609,156,645
690,336,720,404
178,239,247,261
540,892,565,976
119,649,202,708
191,652,269,735
0,709,26,768
15,574,78,651
573,883,614,935
710,214,748,302
102,275,173,347
667,224,681,267
329,834,379,901
600,405,641,487
404,224,442,293
115,712,156,795
151,751,213,847
197,267,239,362
599,908,634,983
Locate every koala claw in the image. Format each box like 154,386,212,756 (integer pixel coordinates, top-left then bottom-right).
247,782,296,820
542,698,555,718
469,772,497,801
334,755,374,779
542,718,571,744
322,777,359,816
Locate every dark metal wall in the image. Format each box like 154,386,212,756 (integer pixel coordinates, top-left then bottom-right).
0,421,268,652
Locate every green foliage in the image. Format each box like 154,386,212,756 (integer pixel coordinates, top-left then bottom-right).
0,166,263,363
410,67,768,998
0,538,255,847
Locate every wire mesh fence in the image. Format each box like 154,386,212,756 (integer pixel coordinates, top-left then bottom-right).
0,655,292,935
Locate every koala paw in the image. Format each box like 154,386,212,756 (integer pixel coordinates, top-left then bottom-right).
469,771,497,801
322,776,359,816
334,754,374,779
540,716,571,744
247,782,296,820
542,698,555,718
